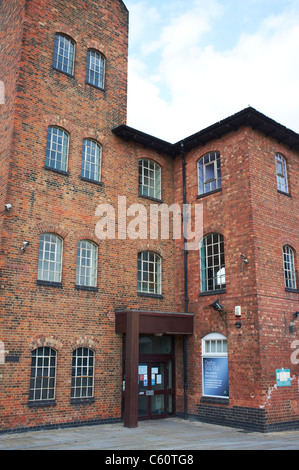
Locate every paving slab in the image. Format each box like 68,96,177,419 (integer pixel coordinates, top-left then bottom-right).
0,418,299,451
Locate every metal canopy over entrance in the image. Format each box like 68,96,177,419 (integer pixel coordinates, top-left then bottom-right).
115,309,194,428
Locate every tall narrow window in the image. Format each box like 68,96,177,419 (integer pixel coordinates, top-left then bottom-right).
81,139,102,183
200,233,225,293
275,153,289,194
86,50,105,89
29,347,57,402
138,251,162,295
283,245,297,290
198,151,221,196
139,159,161,200
202,333,229,398
38,233,63,283
76,240,98,288
71,348,95,399
53,34,75,76
45,126,69,173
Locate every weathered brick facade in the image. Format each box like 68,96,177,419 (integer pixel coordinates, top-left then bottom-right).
0,0,298,433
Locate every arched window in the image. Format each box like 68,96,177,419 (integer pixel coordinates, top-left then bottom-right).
76,240,98,288
86,49,105,90
137,251,161,295
202,333,229,398
29,347,57,402
71,348,95,399
45,126,69,173
81,139,102,183
139,159,161,200
200,233,225,293
53,33,75,76
283,245,297,290
198,151,221,196
275,153,289,194
38,233,63,283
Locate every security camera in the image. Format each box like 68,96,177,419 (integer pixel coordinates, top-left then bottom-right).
210,299,224,312
5,204,12,211
21,241,30,253
241,254,248,264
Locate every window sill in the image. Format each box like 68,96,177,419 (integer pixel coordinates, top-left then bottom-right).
137,292,164,299
285,288,299,294
70,397,95,405
44,166,69,177
197,188,222,199
278,190,292,198
75,285,98,292
80,176,103,187
85,81,105,92
28,400,56,408
138,193,163,204
200,396,229,405
199,289,226,297
53,67,74,79
36,280,63,288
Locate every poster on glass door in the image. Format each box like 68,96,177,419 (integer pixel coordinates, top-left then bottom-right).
202,357,229,398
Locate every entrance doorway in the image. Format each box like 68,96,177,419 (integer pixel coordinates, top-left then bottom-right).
122,334,175,421
138,359,174,419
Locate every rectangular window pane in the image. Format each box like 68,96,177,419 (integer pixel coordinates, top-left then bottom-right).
81,139,101,182
139,159,161,200
53,34,75,76
71,349,94,399
76,241,98,287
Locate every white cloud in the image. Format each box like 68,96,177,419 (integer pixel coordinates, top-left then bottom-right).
126,1,299,142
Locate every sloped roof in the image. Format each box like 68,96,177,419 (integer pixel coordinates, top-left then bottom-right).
112,107,299,157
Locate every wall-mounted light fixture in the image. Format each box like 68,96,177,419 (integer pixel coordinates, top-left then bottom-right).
21,241,30,254
5,204,12,211
210,299,224,312
210,299,227,325
294,312,299,320
241,254,248,264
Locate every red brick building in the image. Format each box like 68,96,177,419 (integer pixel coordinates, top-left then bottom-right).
0,0,298,433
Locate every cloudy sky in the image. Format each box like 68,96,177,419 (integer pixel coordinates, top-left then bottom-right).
124,0,299,143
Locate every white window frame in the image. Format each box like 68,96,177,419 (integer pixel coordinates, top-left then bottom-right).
198,151,221,196
139,159,161,200
86,50,105,90
200,233,226,293
76,240,98,288
45,126,69,173
71,348,95,399
53,33,75,76
81,139,102,183
202,333,229,399
137,251,162,295
38,233,63,283
275,153,289,194
283,245,297,290
29,347,57,402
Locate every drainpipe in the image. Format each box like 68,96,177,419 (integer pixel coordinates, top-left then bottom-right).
181,141,188,420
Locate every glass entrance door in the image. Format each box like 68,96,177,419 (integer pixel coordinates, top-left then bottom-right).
138,360,173,420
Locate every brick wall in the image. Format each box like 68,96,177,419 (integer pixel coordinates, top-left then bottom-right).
248,129,299,426
174,126,299,430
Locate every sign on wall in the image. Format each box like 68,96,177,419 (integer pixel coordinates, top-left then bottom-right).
276,369,291,387
202,357,229,398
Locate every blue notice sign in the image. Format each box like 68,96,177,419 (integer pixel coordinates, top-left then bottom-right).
203,357,229,398
276,369,291,387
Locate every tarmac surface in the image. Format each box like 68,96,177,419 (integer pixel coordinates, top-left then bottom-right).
1,418,299,451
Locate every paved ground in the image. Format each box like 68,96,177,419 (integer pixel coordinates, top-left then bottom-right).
0,418,299,451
